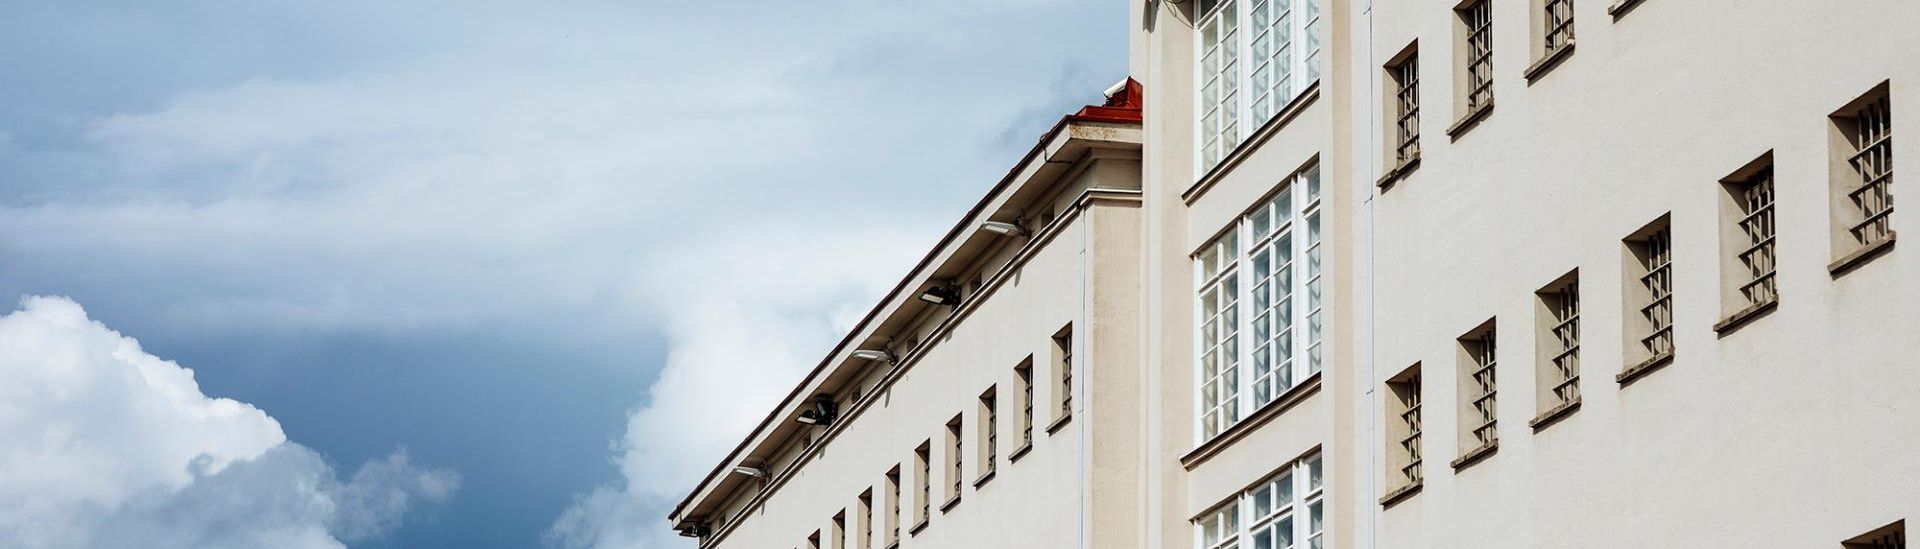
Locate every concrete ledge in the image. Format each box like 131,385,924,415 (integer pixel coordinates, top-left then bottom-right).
1377,156,1422,190
972,470,995,489
1451,441,1499,472
1523,42,1577,84
1828,232,1896,278
1530,398,1582,432
1007,443,1033,464
1607,0,1647,18
1712,297,1779,336
939,495,961,514
1380,481,1424,509
1616,352,1675,387
1181,373,1324,469
1045,414,1073,436
1446,102,1495,140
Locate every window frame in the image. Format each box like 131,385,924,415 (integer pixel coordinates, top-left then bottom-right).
1828,82,1896,275
1455,321,1499,461
1717,153,1780,333
1194,0,1324,174
1621,215,1676,384
1193,164,1325,444
1192,453,1326,549
1533,270,1582,422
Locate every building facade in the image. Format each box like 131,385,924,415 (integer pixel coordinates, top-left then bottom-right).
671,1,1916,548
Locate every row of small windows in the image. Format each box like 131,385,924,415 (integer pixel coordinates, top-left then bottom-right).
790,327,1073,549
1195,164,1325,441
1381,82,1897,503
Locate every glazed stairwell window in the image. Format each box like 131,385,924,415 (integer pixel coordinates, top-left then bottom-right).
1194,0,1324,172
1195,164,1325,442
1193,453,1326,549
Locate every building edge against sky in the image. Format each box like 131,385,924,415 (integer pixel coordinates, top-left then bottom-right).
671,1,1917,548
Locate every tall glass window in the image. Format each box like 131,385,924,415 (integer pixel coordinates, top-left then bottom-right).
1196,0,1324,172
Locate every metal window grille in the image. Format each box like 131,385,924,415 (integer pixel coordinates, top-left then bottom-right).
1737,170,1778,306
1548,284,1581,404
981,394,996,475
1862,532,1906,549
1199,4,1242,167
1848,95,1895,246
884,470,900,542
1639,229,1675,357
914,447,930,522
1466,331,1498,447
1017,365,1034,446
1394,56,1421,165
947,421,962,497
1544,0,1575,51
1057,332,1074,419
1462,0,1494,111
1397,375,1423,485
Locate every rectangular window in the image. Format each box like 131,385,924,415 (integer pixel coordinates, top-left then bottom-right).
1193,453,1325,549
977,389,997,481
1719,154,1779,328
1052,325,1074,426
943,415,963,508
1195,164,1324,442
809,530,821,549
1457,321,1498,456
1387,49,1421,169
1458,0,1494,113
832,510,847,549
1385,365,1423,490
858,489,874,549
1830,82,1896,270
1542,0,1574,52
1015,359,1034,450
1535,271,1581,415
1844,520,1906,549
913,442,930,530
883,469,900,546
1623,216,1675,377
1195,0,1324,172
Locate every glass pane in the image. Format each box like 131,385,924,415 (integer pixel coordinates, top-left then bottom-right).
1277,516,1295,548
1253,485,1273,517
1308,457,1323,489
1253,530,1273,549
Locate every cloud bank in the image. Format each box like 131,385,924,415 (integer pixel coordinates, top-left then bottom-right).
0,296,458,548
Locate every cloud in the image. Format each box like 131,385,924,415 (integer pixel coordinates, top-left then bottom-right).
0,295,458,548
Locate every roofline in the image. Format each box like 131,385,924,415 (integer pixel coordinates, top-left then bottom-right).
669,80,1142,524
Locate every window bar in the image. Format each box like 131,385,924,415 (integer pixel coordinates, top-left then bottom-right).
1399,375,1423,485
1639,229,1674,357
1848,96,1895,246
1549,285,1581,404
1468,334,1498,447
1737,170,1778,306
1464,0,1494,111
1395,57,1421,164
1544,0,1575,51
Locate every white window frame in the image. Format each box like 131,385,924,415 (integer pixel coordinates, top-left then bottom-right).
1194,164,1324,443
1195,0,1323,174
1193,453,1326,549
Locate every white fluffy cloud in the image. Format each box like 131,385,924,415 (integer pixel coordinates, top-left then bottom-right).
0,296,458,548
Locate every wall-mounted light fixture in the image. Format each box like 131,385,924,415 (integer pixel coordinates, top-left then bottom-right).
795,394,839,426
917,285,960,306
851,349,893,362
675,524,711,538
731,465,768,480
979,221,1028,237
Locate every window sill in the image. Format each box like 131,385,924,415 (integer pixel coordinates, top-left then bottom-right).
909,520,928,536
1446,102,1495,141
972,470,996,489
1829,232,1897,278
1046,414,1073,435
1377,156,1421,190
1616,351,1674,387
939,495,962,514
1008,442,1033,463
1523,42,1577,84
886,542,900,549
1180,372,1324,469
1379,481,1424,509
1712,297,1779,336
1450,441,1499,472
1607,0,1647,18
1529,398,1582,432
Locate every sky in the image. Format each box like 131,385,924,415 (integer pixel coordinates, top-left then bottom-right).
0,1,1125,547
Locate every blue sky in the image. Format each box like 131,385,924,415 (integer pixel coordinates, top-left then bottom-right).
0,1,1124,547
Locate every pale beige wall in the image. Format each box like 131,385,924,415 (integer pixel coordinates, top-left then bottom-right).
1366,0,1920,546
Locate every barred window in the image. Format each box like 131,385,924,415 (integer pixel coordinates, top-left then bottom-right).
912,444,930,528
1460,325,1498,450
1459,0,1494,112
1837,86,1895,251
831,511,846,549
809,530,821,549
1386,367,1423,489
1053,326,1074,424
1196,0,1324,172
858,489,874,549
1544,0,1574,51
1390,53,1421,167
1195,165,1324,443
1733,167,1779,308
1015,359,1034,449
1540,277,1581,408
883,468,900,545
976,389,997,479
1194,454,1324,549
1639,229,1675,357
944,415,963,505
1844,520,1906,549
